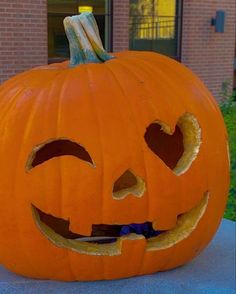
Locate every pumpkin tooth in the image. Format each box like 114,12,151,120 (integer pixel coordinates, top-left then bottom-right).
120,233,145,241
152,221,159,231
152,214,177,231
147,192,209,251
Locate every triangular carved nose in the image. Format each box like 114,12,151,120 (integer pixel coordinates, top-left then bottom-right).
112,169,146,200
113,170,137,192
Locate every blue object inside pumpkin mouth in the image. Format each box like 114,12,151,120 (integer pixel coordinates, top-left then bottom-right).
34,205,165,244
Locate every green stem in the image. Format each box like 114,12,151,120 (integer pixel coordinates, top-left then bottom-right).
63,12,114,67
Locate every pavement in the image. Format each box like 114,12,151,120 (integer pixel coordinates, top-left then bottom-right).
0,219,235,294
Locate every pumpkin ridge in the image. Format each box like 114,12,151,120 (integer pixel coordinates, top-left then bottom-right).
114,56,180,133
56,71,80,280
118,55,181,123
124,53,189,114
84,65,106,248
55,72,65,222
100,61,144,204
0,84,30,127
134,54,218,112
122,57,213,214
105,61,150,205
54,70,75,220
105,60,152,275
107,58,194,224
13,90,45,277
60,70,92,280
40,74,61,219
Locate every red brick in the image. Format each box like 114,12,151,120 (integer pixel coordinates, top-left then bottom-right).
0,0,235,101
113,0,129,52
0,0,47,83
182,0,235,99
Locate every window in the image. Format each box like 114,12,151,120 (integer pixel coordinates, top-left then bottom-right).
129,0,182,59
48,0,113,62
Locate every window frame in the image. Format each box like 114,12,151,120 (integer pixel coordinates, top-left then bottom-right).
129,0,183,60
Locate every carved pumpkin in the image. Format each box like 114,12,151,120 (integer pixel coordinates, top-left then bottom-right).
0,13,229,281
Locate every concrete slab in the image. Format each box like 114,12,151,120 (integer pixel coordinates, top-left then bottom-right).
0,219,235,294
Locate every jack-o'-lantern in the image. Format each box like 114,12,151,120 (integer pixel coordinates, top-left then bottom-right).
0,13,229,281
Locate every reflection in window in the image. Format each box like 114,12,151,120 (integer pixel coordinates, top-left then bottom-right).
48,0,112,62
129,0,181,58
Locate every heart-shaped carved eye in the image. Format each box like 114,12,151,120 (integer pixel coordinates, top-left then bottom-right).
144,113,201,176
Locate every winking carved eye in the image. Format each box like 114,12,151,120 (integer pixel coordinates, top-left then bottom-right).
26,138,95,171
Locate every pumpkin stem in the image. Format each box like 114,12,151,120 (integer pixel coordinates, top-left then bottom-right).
64,12,114,66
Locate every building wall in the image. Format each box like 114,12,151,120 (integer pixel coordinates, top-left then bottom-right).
0,0,235,100
113,0,129,52
182,0,236,100
112,0,235,99
0,0,48,84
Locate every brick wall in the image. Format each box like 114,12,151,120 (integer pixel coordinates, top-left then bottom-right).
0,0,235,99
0,0,48,84
113,0,129,52
182,0,236,100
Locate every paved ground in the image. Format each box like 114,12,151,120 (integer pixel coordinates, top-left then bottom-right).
0,219,235,294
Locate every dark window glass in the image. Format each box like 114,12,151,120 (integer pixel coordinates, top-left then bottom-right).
48,0,112,62
129,0,182,59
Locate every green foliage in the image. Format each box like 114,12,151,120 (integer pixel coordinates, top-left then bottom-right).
220,80,232,102
220,91,236,221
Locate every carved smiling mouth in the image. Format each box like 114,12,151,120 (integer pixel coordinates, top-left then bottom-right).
32,192,209,256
